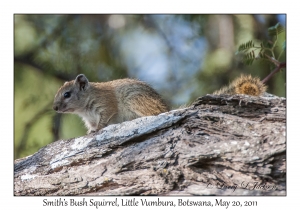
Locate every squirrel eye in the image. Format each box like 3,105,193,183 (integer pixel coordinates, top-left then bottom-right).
64,91,71,98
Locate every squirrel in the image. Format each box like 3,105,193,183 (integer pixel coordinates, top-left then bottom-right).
53,74,266,134
53,74,169,134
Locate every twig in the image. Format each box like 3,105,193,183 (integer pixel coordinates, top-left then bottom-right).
261,62,286,84
263,54,281,66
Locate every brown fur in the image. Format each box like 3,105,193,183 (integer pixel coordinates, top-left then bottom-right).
213,75,267,96
53,74,169,134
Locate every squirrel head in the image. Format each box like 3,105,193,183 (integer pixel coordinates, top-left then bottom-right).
53,74,90,113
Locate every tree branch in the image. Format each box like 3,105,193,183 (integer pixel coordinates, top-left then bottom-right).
14,55,72,81
14,94,286,196
262,62,286,84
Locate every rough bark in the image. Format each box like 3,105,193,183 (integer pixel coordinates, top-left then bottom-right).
14,94,286,196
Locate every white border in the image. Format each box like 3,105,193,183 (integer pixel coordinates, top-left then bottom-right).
3,0,297,209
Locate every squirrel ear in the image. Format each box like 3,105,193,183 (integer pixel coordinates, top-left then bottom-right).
75,74,89,91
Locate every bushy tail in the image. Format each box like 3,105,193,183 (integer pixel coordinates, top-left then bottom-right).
213,75,267,96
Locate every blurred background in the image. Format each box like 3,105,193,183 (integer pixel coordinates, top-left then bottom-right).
14,14,286,159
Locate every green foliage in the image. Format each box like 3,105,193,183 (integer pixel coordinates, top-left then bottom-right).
244,50,256,65
236,22,286,66
237,40,254,53
268,22,285,37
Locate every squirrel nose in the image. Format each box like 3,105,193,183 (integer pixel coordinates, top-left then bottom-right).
53,105,58,111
